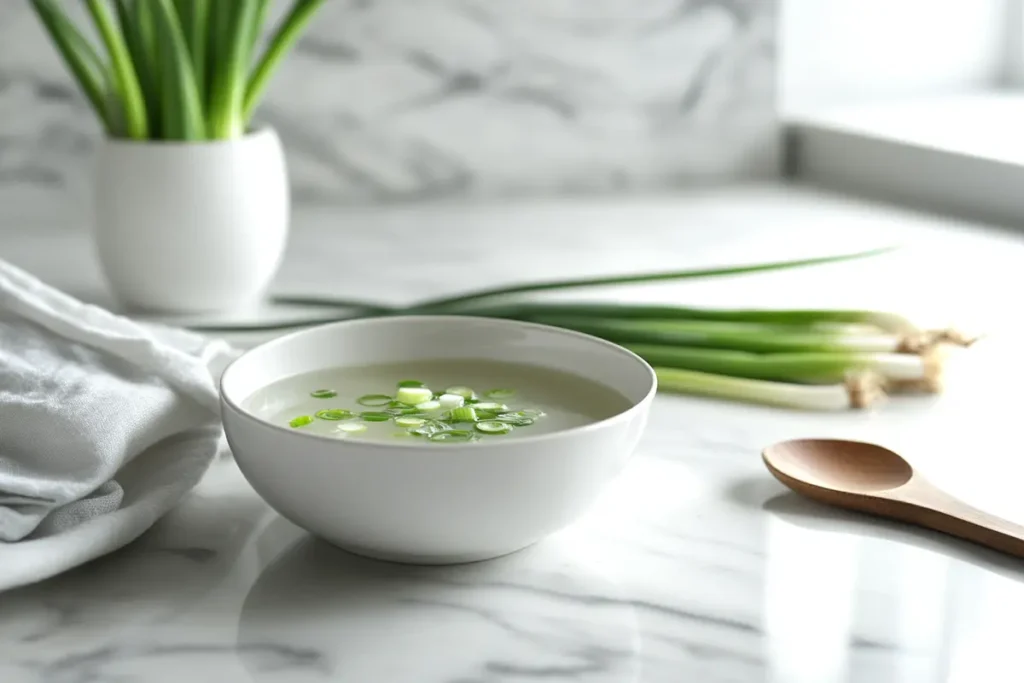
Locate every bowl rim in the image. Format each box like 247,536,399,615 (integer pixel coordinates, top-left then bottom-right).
219,314,657,450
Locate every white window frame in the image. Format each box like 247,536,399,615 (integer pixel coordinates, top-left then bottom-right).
782,0,1024,225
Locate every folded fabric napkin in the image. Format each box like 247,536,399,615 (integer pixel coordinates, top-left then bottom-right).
0,259,237,591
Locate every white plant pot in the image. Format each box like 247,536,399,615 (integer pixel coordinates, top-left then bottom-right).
94,127,289,313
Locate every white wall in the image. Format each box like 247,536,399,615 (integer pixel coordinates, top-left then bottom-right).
780,0,1011,114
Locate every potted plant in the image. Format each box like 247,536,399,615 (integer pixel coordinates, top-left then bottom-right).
30,0,326,312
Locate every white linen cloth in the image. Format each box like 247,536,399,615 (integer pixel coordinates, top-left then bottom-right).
0,259,236,591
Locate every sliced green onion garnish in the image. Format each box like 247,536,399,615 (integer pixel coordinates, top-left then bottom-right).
310,389,337,399
386,406,423,416
445,386,476,399
474,410,499,421
515,409,546,418
357,394,393,406
475,420,511,434
411,421,452,436
395,416,427,428
315,409,353,421
429,429,478,443
473,402,508,412
396,386,433,405
289,415,314,428
495,413,535,426
337,422,368,433
449,406,478,422
397,380,425,388
360,411,391,422
484,388,516,400
415,400,441,411
438,393,465,409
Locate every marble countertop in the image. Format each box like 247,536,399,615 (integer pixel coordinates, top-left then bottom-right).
4,183,1024,682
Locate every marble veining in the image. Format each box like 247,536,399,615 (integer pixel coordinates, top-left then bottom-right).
3,186,1024,681
0,0,777,224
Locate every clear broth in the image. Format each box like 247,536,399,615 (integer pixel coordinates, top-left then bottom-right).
245,359,633,443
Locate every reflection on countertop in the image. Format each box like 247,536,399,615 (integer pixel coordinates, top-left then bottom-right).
237,519,640,683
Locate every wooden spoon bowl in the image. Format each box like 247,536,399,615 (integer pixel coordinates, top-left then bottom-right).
762,438,1024,558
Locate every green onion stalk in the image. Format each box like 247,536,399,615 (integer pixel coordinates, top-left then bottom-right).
30,0,327,141
242,249,978,411
449,308,963,410
472,314,939,355
654,367,887,411
456,303,975,352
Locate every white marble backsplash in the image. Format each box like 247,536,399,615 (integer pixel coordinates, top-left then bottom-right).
0,0,777,222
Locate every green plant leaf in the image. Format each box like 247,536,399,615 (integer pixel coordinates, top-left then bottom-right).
175,0,210,116
205,0,231,116
113,0,162,137
172,0,191,22
137,0,161,112
252,0,272,42
152,0,205,140
29,0,115,133
244,0,327,123
208,0,261,138
85,0,149,139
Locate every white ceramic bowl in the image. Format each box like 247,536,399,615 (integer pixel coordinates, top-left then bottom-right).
220,316,656,564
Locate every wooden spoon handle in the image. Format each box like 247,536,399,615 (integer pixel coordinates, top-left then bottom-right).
883,477,1024,558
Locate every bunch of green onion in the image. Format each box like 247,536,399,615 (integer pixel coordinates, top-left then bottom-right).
234,250,978,412
452,302,973,410
30,0,327,140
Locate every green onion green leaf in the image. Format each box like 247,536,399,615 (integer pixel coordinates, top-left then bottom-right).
475,421,511,435
310,389,337,399
85,0,149,139
315,409,353,421
448,406,478,423
151,0,205,140
495,413,535,427
428,430,478,443
411,248,896,312
208,0,259,138
356,394,393,406
410,421,451,437
244,0,328,122
28,0,115,133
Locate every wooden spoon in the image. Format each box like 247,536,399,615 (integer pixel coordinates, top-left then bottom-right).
762,438,1024,558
